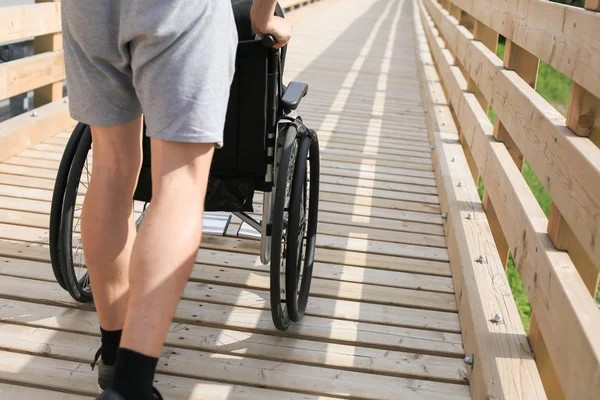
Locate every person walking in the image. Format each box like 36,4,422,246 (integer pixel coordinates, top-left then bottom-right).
60,0,292,398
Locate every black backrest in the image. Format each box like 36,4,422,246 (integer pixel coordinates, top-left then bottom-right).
210,0,286,180
210,40,270,179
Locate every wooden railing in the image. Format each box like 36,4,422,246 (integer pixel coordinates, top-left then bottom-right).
0,0,71,162
415,0,600,398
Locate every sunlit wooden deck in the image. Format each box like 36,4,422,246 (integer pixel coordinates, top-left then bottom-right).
2,0,600,398
0,0,469,399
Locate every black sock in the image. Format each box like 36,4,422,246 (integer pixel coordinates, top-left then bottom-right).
100,327,122,366
113,347,158,400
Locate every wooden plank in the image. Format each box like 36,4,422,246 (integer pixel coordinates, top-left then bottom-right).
322,147,433,166
0,234,454,310
318,139,435,160
0,3,61,44
0,161,440,216
0,242,460,332
0,195,49,214
0,218,449,277
0,233,453,297
1,150,441,213
0,383,92,400
0,224,456,311
0,321,467,387
316,132,433,151
0,51,64,101
1,154,62,169
319,174,438,195
0,167,438,198
206,219,446,258
317,165,437,186
319,158,435,179
0,188,445,240
450,0,600,100
0,349,340,400
424,0,600,275
1,152,441,214
0,200,448,261
420,0,600,397
0,100,74,162
0,326,469,399
0,247,455,298
0,279,462,357
290,152,434,172
3,148,440,203
29,138,435,184
295,125,431,145
414,4,546,398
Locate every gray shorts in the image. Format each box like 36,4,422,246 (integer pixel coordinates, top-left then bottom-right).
61,0,238,147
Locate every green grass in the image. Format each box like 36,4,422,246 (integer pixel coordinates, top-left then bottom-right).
481,41,599,330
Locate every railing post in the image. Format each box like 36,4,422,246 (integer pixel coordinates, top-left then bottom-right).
585,0,600,11
33,0,63,108
480,40,538,267
567,82,600,146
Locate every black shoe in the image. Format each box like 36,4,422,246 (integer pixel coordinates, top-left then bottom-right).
95,388,163,400
152,388,164,400
91,347,115,393
96,390,124,400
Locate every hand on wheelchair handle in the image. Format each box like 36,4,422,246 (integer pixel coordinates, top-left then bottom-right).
251,6,293,49
261,34,277,49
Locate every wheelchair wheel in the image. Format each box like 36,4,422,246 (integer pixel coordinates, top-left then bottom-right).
57,125,93,303
285,131,319,322
270,124,319,330
270,125,298,330
50,122,89,290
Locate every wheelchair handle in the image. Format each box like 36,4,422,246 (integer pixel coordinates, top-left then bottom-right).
261,34,277,48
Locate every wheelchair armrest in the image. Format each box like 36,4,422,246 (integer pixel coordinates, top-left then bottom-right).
281,81,308,111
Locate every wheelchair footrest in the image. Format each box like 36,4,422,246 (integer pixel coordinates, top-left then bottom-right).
237,217,262,240
203,213,232,236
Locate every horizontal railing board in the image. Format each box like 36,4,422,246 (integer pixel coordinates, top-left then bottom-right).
0,3,61,44
450,0,600,101
0,51,64,101
0,99,73,163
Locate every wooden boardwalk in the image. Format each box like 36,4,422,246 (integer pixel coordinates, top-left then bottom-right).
0,0,471,398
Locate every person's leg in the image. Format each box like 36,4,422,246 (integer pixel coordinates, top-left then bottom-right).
80,117,143,381
103,1,237,398
81,116,143,334
121,139,215,355
61,0,145,380
110,140,215,399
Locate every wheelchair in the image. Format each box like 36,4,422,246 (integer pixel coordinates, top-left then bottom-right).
49,1,320,331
